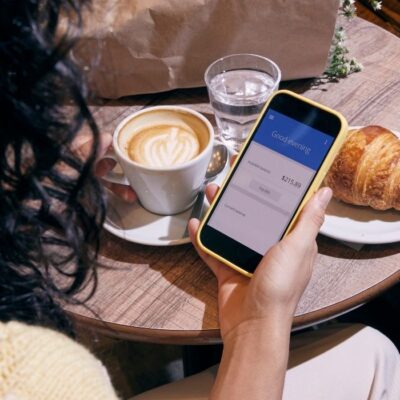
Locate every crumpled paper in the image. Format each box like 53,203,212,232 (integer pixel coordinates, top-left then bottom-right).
74,0,340,98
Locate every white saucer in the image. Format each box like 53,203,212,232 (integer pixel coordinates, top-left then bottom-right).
104,155,230,246
320,126,400,244
320,198,400,244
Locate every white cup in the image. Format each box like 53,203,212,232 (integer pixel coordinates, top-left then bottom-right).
102,106,214,215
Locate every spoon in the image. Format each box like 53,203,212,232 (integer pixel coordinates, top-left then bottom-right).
183,143,228,238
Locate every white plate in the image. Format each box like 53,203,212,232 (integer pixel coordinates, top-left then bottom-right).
320,198,400,244
320,127,400,244
103,154,230,246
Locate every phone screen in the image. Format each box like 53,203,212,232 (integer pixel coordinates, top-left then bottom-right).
200,93,341,273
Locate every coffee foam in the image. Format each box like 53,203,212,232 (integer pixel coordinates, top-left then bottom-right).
128,124,200,167
118,110,209,168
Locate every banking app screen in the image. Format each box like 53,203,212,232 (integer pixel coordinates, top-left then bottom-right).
208,109,334,255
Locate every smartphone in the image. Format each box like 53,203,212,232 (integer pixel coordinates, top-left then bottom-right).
197,90,347,277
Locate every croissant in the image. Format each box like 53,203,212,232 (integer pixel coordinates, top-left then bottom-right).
324,126,400,211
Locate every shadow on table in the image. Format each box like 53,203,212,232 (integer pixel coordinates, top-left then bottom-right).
88,87,209,107
317,234,400,260
280,78,333,93
98,228,220,329
86,78,326,111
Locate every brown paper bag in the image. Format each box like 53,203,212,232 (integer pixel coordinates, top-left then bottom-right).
75,0,339,98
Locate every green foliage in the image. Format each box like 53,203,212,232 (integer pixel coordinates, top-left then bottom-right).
325,0,382,79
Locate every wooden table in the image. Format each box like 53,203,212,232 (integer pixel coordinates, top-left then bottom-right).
68,18,400,344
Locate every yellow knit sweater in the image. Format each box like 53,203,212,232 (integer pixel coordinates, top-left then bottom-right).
0,321,119,400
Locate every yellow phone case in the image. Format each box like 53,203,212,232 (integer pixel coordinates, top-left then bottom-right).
197,90,348,278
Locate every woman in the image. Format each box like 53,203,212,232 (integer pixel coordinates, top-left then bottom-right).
0,1,399,399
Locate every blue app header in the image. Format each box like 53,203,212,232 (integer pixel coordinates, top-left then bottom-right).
253,109,334,170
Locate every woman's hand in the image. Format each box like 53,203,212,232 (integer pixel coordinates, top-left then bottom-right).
188,184,332,342
190,184,332,399
74,132,137,202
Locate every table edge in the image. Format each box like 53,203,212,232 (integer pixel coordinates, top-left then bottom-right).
292,270,399,328
69,270,400,344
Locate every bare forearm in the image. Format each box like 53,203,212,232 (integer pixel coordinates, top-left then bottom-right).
211,316,292,400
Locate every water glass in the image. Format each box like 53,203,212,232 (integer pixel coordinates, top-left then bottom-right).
205,54,281,152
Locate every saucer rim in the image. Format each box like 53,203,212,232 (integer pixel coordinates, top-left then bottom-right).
103,216,192,247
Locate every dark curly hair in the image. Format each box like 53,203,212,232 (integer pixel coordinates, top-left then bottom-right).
0,0,104,335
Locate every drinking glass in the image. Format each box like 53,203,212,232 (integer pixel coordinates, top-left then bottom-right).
205,54,281,152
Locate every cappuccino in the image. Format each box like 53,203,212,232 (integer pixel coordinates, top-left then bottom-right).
118,109,209,168
109,106,214,215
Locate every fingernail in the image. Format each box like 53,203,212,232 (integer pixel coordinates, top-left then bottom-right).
123,191,137,203
317,187,332,209
104,159,116,169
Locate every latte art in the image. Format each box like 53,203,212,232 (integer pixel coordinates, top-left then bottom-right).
113,107,213,215
128,125,200,167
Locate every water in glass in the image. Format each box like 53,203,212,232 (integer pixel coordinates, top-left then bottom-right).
209,69,276,152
